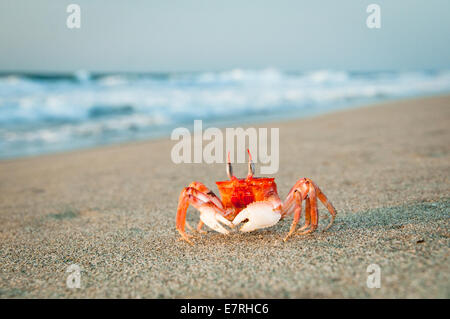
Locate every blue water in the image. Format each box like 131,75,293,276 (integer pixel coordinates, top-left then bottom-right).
1,68,450,159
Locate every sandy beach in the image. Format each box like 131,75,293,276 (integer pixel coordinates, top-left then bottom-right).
0,95,449,298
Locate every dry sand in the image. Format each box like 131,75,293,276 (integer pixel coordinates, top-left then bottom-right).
0,96,449,298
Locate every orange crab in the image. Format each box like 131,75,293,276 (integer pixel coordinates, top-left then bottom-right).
176,150,337,244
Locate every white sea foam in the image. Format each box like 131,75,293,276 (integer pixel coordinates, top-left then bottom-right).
1,69,450,158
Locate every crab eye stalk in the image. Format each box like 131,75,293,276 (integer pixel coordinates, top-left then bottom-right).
247,149,255,179
248,162,255,177
226,151,234,180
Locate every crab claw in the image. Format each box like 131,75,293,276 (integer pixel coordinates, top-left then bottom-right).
199,206,233,234
232,202,281,232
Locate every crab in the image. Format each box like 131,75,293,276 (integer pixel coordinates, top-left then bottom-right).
176,150,337,244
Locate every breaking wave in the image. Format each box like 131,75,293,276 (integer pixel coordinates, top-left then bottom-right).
1,68,450,158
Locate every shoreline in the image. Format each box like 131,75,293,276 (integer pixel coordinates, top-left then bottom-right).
2,93,450,163
0,95,449,298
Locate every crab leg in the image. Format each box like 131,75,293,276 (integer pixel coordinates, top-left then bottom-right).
281,178,337,241
297,197,311,232
188,181,224,210
196,220,207,234
187,181,226,232
282,181,313,240
296,183,318,236
176,185,231,244
315,184,337,232
283,190,303,241
185,220,206,235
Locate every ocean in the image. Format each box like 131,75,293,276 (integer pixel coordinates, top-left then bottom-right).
1,68,450,159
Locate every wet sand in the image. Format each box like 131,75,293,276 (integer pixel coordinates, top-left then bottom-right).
0,95,449,298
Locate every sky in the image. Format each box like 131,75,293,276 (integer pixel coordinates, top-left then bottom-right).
0,0,449,73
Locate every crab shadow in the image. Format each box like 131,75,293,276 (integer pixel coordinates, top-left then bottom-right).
184,200,449,245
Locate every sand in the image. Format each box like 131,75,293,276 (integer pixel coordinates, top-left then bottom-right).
0,96,449,298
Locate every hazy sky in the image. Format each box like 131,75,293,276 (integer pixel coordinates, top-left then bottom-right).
1,0,449,73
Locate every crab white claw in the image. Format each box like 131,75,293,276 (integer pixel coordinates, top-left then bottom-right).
199,206,234,234
232,202,281,232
